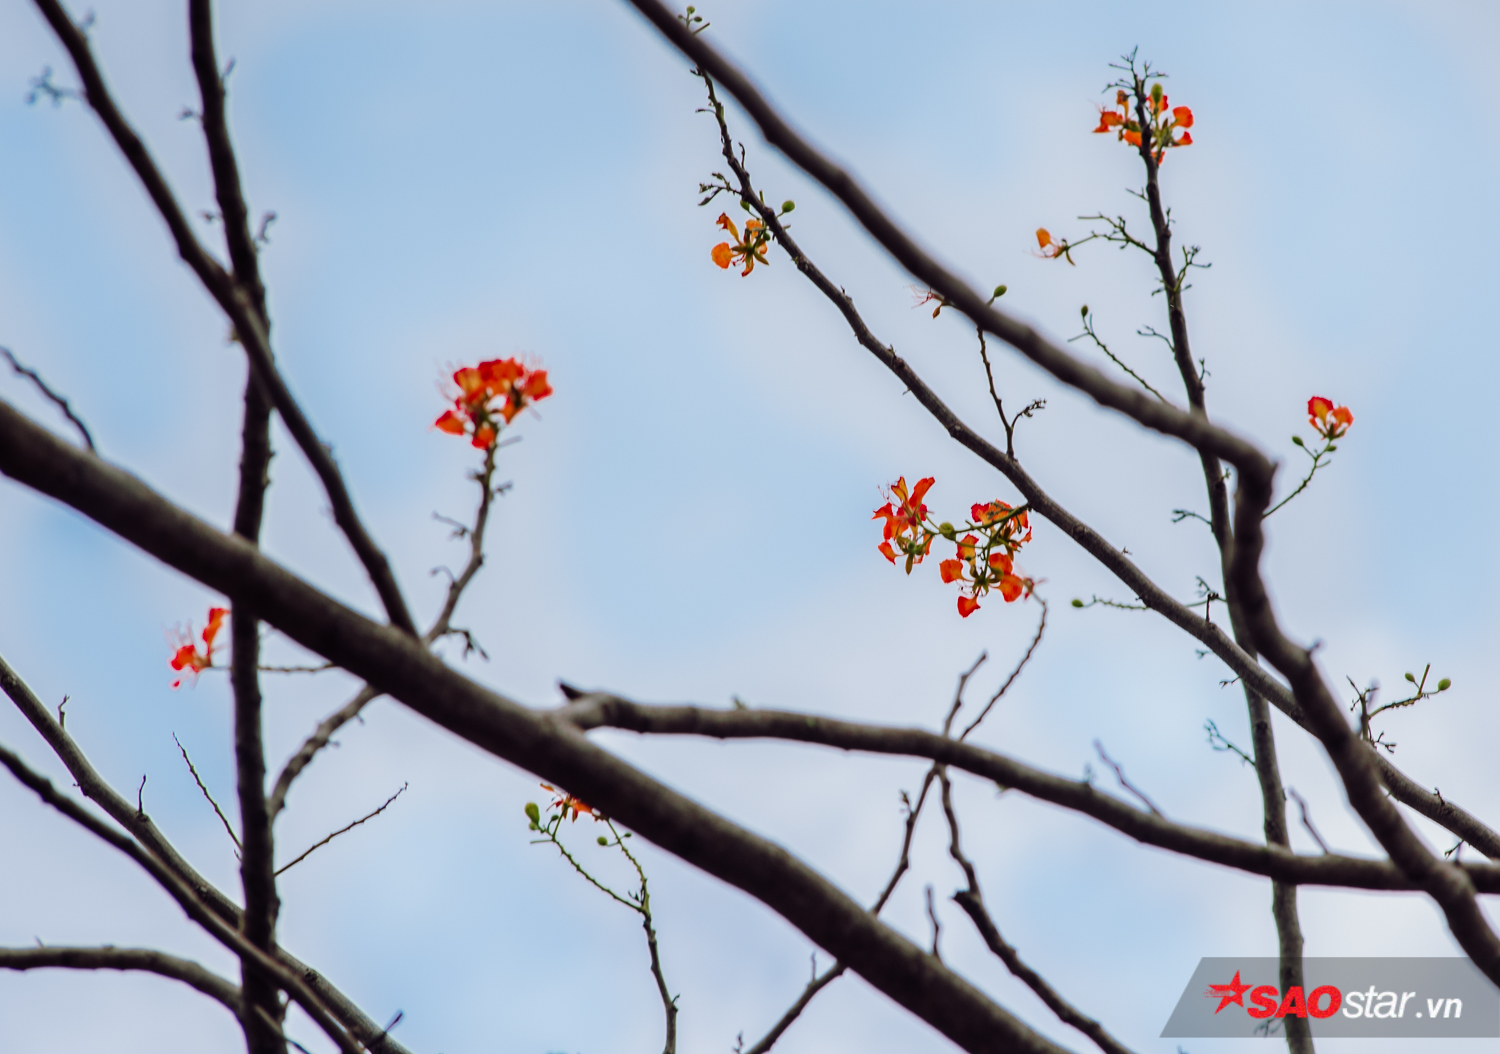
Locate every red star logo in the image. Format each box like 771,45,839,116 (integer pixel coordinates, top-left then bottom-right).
1205,970,1251,1014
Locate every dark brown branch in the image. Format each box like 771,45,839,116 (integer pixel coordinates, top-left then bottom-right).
556,692,1500,895
1,346,95,451
0,945,242,1018
31,0,417,638
0,402,1073,1054
275,784,406,876
939,769,1138,1054
0,651,414,1054
0,739,363,1054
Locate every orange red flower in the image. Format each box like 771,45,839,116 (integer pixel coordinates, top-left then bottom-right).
875,481,1034,617
1307,396,1353,441
873,476,937,572
711,212,770,276
542,783,600,822
169,606,228,689
1093,81,1194,164
435,357,552,450
1034,228,1075,265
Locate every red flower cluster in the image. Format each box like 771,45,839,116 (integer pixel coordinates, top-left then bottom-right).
435,358,553,450
874,478,1034,617
873,476,936,572
1307,396,1353,441
940,501,1034,617
711,212,770,276
1094,83,1193,164
542,783,601,823
169,606,228,689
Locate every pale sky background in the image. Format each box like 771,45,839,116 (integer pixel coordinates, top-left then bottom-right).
2,2,1499,1053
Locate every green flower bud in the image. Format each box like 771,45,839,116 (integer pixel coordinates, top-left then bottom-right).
1291,435,1304,447
597,835,610,846
740,199,752,212
1438,678,1452,691
782,200,795,213
524,802,540,823
1071,598,1085,608
939,522,956,539
1080,304,1089,318
686,5,695,12
1404,672,1416,683
1150,82,1163,105
1326,443,1337,452
992,284,1007,299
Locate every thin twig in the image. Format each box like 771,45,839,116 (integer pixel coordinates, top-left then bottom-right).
1093,741,1163,816
275,784,407,876
173,733,241,853
960,600,1047,740
1,347,95,451
1286,789,1330,855
939,774,1139,1054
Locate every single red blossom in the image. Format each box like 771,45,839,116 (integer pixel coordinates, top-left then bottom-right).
169,606,228,689
1172,106,1194,128
541,783,600,822
1034,228,1076,265
712,212,770,276
1307,396,1354,441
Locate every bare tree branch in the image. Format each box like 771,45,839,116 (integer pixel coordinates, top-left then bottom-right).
0,651,415,1054
30,0,418,638
626,1,1500,983
173,732,241,853
939,769,1138,1054
0,346,95,451
0,397,1075,1054
0,738,364,1054
0,945,242,1018
276,784,407,876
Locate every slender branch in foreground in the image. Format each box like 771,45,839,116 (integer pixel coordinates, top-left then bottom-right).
0,652,414,1054
276,784,407,876
939,771,1138,1054
0,945,242,1018
0,405,1081,1054
268,685,379,820
639,6,1500,980
32,0,417,638
0,739,364,1054
0,346,95,451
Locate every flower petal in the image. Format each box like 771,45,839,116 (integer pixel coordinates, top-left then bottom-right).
957,596,980,618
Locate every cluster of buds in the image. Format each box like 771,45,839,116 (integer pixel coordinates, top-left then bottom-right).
169,606,228,688
874,477,1034,618
435,357,553,450
1094,82,1193,164
1306,396,1353,442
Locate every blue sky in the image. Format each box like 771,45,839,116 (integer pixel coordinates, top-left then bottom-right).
2,2,1499,1052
